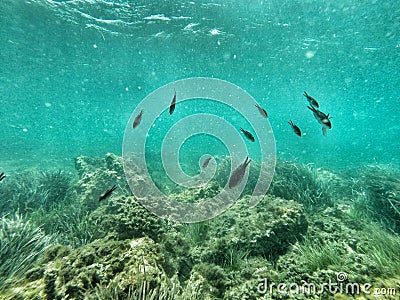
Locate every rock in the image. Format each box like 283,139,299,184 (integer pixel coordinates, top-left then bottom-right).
89,195,169,242
73,153,130,210
7,237,171,299
203,195,308,263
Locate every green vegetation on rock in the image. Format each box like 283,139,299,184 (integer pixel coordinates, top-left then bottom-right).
0,213,53,293
2,153,400,300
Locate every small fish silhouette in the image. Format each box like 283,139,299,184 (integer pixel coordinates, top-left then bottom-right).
255,103,268,118
307,106,331,136
229,156,251,188
0,173,5,182
288,120,301,136
240,128,255,142
303,91,319,108
169,89,176,115
202,156,212,169
133,110,144,128
99,185,117,202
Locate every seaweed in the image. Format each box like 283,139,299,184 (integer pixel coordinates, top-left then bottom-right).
358,223,400,277
94,274,181,300
348,164,400,232
0,213,53,292
294,234,345,273
0,169,75,215
268,160,334,211
214,157,334,211
29,200,96,247
181,222,210,247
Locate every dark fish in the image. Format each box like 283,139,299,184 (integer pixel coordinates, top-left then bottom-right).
303,91,319,108
99,185,117,202
133,110,144,128
288,120,301,136
255,104,268,118
169,89,176,115
202,156,212,169
0,172,5,182
229,156,251,188
307,106,332,136
240,128,255,142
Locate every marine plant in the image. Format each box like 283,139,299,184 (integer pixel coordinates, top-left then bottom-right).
268,160,334,211
359,223,400,277
294,234,345,273
29,199,96,247
0,213,53,292
0,169,74,215
94,274,182,300
214,157,333,211
181,221,209,246
222,245,251,272
348,165,400,232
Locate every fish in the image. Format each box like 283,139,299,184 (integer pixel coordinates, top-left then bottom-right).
0,172,5,182
169,89,176,115
240,128,255,142
288,120,301,136
202,156,212,169
132,110,144,128
229,156,251,188
303,91,319,108
307,106,332,136
255,103,268,118
99,185,117,202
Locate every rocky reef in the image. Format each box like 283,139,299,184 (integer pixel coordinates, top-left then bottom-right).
1,153,400,299
201,196,307,263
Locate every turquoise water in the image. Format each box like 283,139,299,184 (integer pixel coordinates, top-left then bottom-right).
1,0,399,172
2,2,400,298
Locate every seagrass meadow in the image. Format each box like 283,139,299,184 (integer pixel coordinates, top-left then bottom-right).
1,0,400,299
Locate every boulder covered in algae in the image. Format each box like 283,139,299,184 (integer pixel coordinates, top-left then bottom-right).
89,195,170,242
74,153,129,210
4,237,171,299
202,195,308,263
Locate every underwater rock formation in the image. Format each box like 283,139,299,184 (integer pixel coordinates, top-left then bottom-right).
4,237,170,299
74,153,130,210
89,195,170,242
202,195,308,263
4,152,400,299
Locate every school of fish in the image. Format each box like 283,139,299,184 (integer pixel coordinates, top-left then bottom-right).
69,89,332,200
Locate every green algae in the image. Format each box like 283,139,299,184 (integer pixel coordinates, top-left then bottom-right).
0,214,54,294
0,169,74,216
348,164,400,233
89,195,170,242
2,153,400,299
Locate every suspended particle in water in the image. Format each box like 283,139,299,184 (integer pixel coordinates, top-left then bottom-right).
45,102,52,108
223,53,230,61
305,51,315,59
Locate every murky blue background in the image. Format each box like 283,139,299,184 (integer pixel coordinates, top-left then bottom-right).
1,0,399,172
